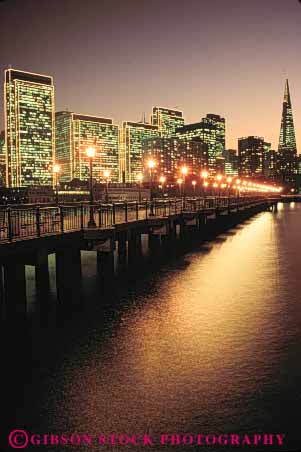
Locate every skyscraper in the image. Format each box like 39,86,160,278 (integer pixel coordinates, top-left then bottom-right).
0,131,6,187
151,107,184,137
223,149,239,177
175,121,217,175
202,114,226,158
278,79,298,183
121,121,159,182
238,136,266,178
142,137,208,182
55,112,119,183
4,68,55,187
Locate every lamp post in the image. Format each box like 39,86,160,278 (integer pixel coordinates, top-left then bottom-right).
103,169,111,203
159,175,166,197
53,163,60,205
177,178,183,199
137,173,143,202
180,165,188,208
86,146,96,227
192,180,197,197
216,174,223,198
147,158,156,216
200,170,208,199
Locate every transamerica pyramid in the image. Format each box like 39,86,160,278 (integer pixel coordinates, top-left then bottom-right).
278,79,298,183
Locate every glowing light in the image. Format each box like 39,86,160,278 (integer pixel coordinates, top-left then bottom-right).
216,174,222,182
203,181,209,187
177,178,183,185
137,173,143,182
180,166,188,176
104,169,111,179
159,175,166,184
201,170,208,179
53,164,60,174
192,180,197,186
147,158,156,169
213,182,218,188
227,177,232,184
86,147,96,158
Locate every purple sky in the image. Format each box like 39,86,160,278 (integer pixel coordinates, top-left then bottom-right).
1,0,301,150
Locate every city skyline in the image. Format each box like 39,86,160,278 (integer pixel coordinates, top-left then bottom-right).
1,0,301,150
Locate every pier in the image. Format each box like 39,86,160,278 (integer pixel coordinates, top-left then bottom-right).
0,196,279,320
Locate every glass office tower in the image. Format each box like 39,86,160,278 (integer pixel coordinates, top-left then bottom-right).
4,68,55,187
151,107,184,138
175,121,217,175
120,121,159,182
55,112,119,183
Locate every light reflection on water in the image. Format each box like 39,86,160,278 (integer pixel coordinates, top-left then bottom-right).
11,204,301,451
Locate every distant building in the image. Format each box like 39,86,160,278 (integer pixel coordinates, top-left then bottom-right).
142,137,208,182
223,149,239,177
278,79,298,184
55,112,119,183
151,107,184,137
120,121,159,183
175,121,217,175
4,68,55,187
238,136,266,178
203,114,225,158
0,186,54,205
264,149,279,181
0,131,5,187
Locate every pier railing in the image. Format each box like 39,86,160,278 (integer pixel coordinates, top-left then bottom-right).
0,196,274,243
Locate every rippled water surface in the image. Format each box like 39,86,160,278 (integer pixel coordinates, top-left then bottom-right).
2,203,301,451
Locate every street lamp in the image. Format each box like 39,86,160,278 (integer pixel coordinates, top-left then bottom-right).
177,178,183,197
159,175,166,197
53,163,60,205
86,146,96,227
137,173,143,202
147,158,156,216
180,165,188,208
192,180,197,196
200,170,208,198
103,169,111,203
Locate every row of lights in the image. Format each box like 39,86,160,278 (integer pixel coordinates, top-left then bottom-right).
140,160,282,194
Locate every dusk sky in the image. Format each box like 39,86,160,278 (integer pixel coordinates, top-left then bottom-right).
1,0,301,150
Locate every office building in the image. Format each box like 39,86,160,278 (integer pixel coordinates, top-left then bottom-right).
142,137,208,182
4,68,55,187
151,107,184,137
203,114,225,157
0,131,6,187
175,121,217,175
55,112,119,183
238,136,266,178
223,149,239,177
121,121,159,182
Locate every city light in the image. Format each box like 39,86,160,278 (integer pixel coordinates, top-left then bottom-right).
147,158,156,169
192,180,197,186
86,147,96,158
201,170,208,179
216,174,222,182
104,169,111,179
177,178,183,185
53,164,60,174
159,175,166,184
180,166,188,176
137,173,143,182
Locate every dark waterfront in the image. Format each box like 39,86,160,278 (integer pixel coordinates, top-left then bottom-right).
1,203,301,451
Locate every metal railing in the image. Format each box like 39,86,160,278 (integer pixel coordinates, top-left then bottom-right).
0,196,274,243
